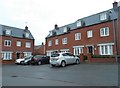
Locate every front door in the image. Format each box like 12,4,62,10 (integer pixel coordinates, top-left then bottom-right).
16,53,20,59
88,46,94,54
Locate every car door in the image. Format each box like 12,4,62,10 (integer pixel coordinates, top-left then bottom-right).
68,53,75,64
62,53,70,64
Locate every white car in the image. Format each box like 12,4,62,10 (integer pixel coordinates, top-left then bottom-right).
15,56,32,65
50,52,80,67
15,58,25,65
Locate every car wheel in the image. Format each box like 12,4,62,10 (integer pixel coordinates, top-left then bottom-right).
61,61,66,67
38,61,42,65
76,59,80,64
28,61,31,65
51,64,55,67
20,61,24,65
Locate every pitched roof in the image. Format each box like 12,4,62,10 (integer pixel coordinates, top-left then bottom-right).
46,7,118,38
0,24,34,39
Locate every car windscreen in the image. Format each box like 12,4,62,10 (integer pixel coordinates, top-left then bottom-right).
51,54,60,57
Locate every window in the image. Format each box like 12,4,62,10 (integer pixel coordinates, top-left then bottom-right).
16,41,21,47
100,27,109,37
99,45,113,55
5,29,11,35
23,52,32,57
4,40,11,46
98,43,114,55
73,47,83,55
75,33,81,40
62,38,67,44
55,39,58,45
2,52,12,60
76,20,82,27
48,40,52,46
100,13,107,21
26,42,31,48
87,30,93,38
25,33,30,38
49,31,53,36
63,27,67,33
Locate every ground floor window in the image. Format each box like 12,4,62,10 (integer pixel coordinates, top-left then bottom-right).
46,50,58,56
98,43,114,55
60,49,69,53
73,46,84,55
23,52,32,57
2,52,13,60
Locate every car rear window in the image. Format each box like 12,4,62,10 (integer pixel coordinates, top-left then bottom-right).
51,54,60,57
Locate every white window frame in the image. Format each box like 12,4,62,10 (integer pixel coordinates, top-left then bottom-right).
4,40,11,47
23,52,32,57
5,29,12,35
100,27,109,37
98,43,114,55
100,13,107,21
25,42,31,48
2,51,13,60
63,27,67,33
49,31,53,36
87,30,93,38
76,20,82,27
62,38,67,45
48,40,52,46
75,33,81,40
16,41,22,47
25,32,30,38
73,46,84,55
55,39,58,45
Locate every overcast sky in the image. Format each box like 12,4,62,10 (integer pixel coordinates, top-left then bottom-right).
0,0,119,45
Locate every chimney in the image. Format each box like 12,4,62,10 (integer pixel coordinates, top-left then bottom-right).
54,24,58,29
42,42,44,45
25,26,28,30
113,1,118,9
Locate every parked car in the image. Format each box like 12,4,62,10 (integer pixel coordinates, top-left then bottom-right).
15,56,32,65
23,56,33,65
50,52,80,67
30,55,50,65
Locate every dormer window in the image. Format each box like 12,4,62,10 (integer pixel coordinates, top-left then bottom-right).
25,32,30,38
5,29,11,35
100,13,107,21
49,31,53,36
76,20,82,27
63,27,67,33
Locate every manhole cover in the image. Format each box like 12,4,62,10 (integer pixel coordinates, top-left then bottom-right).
11,75,17,77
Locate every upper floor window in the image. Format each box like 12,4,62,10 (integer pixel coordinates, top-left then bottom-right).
26,42,31,48
25,33,30,38
16,41,21,47
5,29,11,35
100,27,109,37
87,30,93,38
55,39,58,45
100,13,107,21
62,38,67,44
63,27,67,33
49,31,53,36
48,40,52,46
4,40,11,47
75,33,81,40
76,20,82,27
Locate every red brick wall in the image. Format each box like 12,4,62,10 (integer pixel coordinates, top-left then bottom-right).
1,36,34,64
46,21,115,55
34,45,45,55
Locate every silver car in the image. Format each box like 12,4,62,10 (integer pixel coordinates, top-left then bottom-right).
50,52,80,67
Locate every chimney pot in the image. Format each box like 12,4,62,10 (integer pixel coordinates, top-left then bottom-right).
113,1,118,9
54,24,58,29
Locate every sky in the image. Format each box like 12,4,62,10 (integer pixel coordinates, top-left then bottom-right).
0,0,119,45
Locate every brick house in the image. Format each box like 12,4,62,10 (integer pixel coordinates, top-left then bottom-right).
0,25,34,64
34,43,45,55
45,2,120,58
